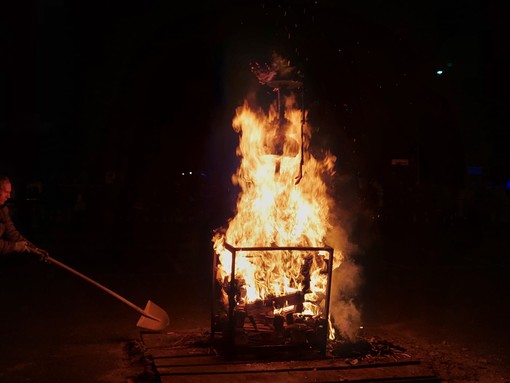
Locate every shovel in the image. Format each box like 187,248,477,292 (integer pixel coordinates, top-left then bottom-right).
36,252,170,331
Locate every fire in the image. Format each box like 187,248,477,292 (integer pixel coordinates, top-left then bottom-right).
212,87,346,341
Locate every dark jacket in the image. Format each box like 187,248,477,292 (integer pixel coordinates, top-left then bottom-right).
0,205,30,255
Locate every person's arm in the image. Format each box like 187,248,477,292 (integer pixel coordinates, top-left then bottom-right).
0,238,27,254
0,206,37,255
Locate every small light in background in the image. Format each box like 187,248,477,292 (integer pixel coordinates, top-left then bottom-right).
506,180,510,190
436,70,443,75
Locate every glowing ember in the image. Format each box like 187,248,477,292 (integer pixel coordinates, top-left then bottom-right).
212,57,359,344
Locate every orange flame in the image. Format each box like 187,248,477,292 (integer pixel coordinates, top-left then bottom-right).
213,93,345,339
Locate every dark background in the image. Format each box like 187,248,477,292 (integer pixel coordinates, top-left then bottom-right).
3,1,510,245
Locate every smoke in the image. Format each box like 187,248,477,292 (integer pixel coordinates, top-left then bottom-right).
325,175,364,342
330,258,363,341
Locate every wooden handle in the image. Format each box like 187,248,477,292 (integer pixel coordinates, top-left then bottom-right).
46,256,158,320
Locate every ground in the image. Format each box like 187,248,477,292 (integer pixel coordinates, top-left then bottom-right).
365,323,509,383
357,218,510,383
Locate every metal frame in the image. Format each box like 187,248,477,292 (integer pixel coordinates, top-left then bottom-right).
211,242,334,356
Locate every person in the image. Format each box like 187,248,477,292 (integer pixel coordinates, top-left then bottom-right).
0,175,48,260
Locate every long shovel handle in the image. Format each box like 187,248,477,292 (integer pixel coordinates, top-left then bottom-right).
45,255,159,321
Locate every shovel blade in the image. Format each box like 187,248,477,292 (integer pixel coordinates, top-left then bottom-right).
136,300,170,331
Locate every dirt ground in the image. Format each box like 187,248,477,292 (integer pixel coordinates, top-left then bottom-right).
355,218,510,383
362,323,509,383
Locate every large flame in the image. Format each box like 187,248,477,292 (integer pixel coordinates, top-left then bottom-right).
212,92,345,339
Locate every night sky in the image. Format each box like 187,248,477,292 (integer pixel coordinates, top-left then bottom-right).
3,1,510,226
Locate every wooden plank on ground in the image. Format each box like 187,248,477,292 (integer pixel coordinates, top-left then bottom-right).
149,348,214,359
140,330,210,349
158,361,437,383
141,330,439,383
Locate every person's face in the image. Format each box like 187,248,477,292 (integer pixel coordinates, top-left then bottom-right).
0,181,12,205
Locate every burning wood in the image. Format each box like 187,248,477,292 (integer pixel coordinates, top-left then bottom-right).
246,291,304,312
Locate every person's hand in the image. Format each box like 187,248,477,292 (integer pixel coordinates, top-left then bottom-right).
28,246,50,262
14,241,29,253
